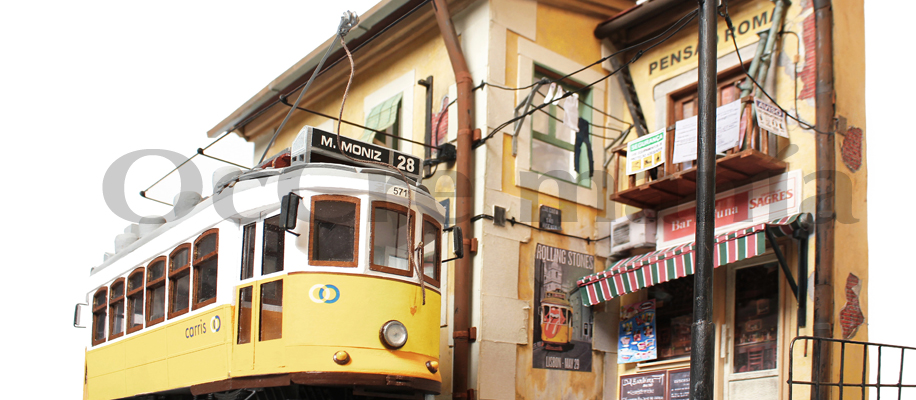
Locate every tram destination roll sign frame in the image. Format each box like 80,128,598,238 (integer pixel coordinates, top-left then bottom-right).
292,126,422,181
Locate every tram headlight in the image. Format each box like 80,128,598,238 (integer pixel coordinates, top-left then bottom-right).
380,320,408,349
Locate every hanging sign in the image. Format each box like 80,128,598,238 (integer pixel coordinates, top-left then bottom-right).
532,244,594,372
619,371,667,400
618,299,657,364
755,98,789,138
626,129,667,175
671,99,742,164
539,205,562,231
668,368,691,400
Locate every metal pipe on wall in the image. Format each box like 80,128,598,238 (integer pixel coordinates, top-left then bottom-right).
431,0,475,398
689,0,717,399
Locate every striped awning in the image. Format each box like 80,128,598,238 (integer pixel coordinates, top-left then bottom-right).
577,213,811,307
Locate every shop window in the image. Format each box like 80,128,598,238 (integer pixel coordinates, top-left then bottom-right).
237,286,253,344
91,288,107,346
530,69,593,187
360,93,402,150
262,215,284,275
309,195,360,267
732,263,779,373
421,215,441,287
370,202,414,277
193,229,218,310
240,222,256,280
126,268,144,334
146,257,167,326
259,280,283,341
108,278,125,340
168,244,191,319
649,275,695,360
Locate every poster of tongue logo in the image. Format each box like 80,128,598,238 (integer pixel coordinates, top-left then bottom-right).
618,299,657,364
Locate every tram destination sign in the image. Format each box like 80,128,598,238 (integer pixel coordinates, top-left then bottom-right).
298,126,421,181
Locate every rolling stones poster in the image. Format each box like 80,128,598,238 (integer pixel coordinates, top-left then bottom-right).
533,243,594,371
618,300,658,364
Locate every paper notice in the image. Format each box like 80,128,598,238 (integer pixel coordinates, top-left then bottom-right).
755,98,789,138
716,99,741,152
672,115,698,164
626,129,666,175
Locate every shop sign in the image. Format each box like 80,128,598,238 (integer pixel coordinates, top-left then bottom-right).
755,98,789,138
656,169,802,248
532,243,594,372
618,300,658,364
627,129,666,175
620,371,666,400
668,369,691,400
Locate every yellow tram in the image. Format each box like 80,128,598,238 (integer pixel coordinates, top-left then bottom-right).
77,127,460,400
539,290,574,351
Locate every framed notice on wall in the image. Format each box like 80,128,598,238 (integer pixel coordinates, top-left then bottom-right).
619,371,666,400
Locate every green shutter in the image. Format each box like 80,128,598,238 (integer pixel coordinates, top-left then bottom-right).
360,93,403,142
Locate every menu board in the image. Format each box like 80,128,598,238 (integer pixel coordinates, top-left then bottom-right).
619,371,666,400
667,369,691,400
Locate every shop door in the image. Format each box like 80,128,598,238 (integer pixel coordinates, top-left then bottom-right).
724,262,782,400
232,284,256,373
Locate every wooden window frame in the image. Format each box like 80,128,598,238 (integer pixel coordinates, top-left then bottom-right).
126,267,145,334
369,201,416,278
192,229,219,310
309,195,361,268
168,244,192,320
240,222,256,280
91,287,108,346
262,215,286,275
145,256,167,327
108,278,126,340
667,63,749,126
421,215,442,288
530,67,593,188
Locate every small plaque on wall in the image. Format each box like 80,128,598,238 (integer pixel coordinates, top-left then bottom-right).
539,205,561,231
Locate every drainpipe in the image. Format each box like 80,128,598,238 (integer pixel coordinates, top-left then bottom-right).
812,0,835,398
431,0,475,399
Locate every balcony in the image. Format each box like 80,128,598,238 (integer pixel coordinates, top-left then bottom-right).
609,97,788,210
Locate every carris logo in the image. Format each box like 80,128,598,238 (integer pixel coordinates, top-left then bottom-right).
309,284,341,304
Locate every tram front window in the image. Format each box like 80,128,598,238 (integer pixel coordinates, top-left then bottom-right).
371,202,412,276
422,217,441,286
310,196,360,267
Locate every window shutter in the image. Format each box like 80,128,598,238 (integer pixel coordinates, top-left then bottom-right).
360,93,403,142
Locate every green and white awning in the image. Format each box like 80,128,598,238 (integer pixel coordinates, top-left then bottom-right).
576,213,811,307
359,93,403,142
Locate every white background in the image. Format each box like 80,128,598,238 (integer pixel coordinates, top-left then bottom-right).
0,0,911,397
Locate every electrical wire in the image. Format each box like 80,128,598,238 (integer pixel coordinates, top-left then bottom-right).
533,107,623,142
533,88,627,133
475,7,699,148
469,213,610,244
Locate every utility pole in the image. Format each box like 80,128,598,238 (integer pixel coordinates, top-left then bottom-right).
689,0,717,398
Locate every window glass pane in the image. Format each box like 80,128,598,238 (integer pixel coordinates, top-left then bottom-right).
196,258,218,304
682,99,696,119
241,223,256,279
128,272,143,292
649,274,694,360
373,208,410,271
111,281,124,299
171,248,189,272
197,234,217,258
127,294,143,329
313,201,357,262
733,264,779,373
93,292,106,309
110,301,124,336
148,260,165,281
263,215,285,274
149,285,165,322
237,286,253,344
259,280,283,341
422,220,440,281
554,105,573,143
532,91,549,134
531,139,574,178
93,309,106,342
170,273,189,314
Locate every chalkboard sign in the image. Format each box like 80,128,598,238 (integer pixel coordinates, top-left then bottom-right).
619,371,666,400
539,205,561,231
667,368,690,400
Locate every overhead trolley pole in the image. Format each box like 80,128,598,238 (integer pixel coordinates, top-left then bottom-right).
689,0,717,399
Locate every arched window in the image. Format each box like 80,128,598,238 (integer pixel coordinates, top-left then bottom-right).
370,201,414,277
193,229,219,310
309,195,360,267
91,287,107,346
126,268,144,334
168,244,192,319
145,257,167,327
108,278,125,340
421,215,442,288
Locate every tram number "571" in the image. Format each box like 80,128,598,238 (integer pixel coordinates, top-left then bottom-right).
395,155,417,174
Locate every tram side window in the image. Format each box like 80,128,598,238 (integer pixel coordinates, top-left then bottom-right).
92,288,107,346
259,280,283,341
126,268,144,334
370,202,413,277
109,279,125,340
263,215,284,275
237,286,253,344
168,244,191,319
309,195,360,267
193,229,219,310
241,222,256,280
422,216,441,287
146,257,167,326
